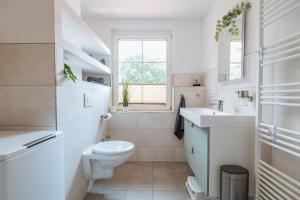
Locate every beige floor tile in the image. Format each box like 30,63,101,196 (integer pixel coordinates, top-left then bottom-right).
91,176,129,192
128,174,153,190
84,191,126,200
153,162,176,190
153,190,191,200
172,162,193,177
87,161,194,199
127,162,153,190
83,193,100,200
125,191,152,200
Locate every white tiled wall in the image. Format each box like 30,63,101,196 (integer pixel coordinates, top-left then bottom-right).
109,112,180,161
109,84,206,162
55,45,111,200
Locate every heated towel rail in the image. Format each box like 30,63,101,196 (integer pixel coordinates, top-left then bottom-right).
256,0,300,199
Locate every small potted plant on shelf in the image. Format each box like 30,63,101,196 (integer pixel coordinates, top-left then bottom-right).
122,81,130,112
64,63,77,84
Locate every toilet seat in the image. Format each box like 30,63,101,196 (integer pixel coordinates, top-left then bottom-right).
93,141,134,156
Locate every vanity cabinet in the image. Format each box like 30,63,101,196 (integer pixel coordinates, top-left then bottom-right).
184,119,209,195
183,117,255,199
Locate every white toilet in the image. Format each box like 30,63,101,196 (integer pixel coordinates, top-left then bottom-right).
82,140,134,180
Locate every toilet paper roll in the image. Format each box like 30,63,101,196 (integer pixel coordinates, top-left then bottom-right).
101,113,112,120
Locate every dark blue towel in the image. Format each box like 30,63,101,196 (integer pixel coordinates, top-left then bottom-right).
174,95,186,140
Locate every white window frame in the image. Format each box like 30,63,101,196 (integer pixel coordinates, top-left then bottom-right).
112,31,173,111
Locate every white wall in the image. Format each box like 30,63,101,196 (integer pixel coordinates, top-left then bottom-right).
84,18,203,74
200,1,260,197
83,18,206,162
202,0,260,115
55,46,111,200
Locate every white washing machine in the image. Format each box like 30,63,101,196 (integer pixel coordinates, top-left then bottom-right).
0,131,65,200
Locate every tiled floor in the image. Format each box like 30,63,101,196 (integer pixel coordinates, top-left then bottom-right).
84,161,193,200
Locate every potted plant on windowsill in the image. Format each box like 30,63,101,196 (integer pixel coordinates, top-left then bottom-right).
122,81,130,112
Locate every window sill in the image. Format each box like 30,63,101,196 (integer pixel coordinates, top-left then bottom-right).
110,110,175,114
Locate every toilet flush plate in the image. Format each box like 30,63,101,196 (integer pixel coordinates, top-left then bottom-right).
84,93,93,107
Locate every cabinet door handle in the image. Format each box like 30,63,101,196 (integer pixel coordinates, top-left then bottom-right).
190,147,194,154
191,123,194,128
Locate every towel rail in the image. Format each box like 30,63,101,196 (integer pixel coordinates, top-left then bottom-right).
263,38,300,55
259,166,300,197
261,0,295,22
260,89,300,93
261,52,300,66
263,31,300,50
260,128,300,144
258,189,270,200
258,174,292,199
261,0,287,14
261,0,276,8
259,160,300,187
259,122,300,136
258,161,300,199
261,1,300,28
260,82,300,88
260,96,300,100
259,133,300,152
263,46,300,60
260,102,300,107
256,1,300,199
259,139,300,158
258,180,283,199
262,0,294,19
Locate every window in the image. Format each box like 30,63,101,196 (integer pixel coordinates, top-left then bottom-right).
113,32,172,110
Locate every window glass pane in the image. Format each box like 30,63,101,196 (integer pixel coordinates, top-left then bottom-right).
118,84,166,104
119,63,142,84
118,40,142,62
118,84,143,103
117,36,169,106
143,41,167,62
143,63,167,84
142,85,166,104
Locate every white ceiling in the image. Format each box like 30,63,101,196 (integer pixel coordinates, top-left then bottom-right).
82,0,213,19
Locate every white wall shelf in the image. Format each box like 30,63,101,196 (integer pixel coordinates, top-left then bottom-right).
173,86,206,92
63,40,111,74
61,1,110,56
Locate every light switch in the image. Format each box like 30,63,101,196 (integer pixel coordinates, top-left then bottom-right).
84,93,93,107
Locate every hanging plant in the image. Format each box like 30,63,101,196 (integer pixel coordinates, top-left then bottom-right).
64,63,77,83
215,1,251,41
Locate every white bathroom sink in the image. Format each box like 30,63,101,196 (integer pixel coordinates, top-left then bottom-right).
180,107,255,128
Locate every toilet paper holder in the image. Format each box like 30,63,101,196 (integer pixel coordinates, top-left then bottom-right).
101,113,112,120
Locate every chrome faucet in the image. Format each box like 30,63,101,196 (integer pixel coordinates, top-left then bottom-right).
209,100,224,112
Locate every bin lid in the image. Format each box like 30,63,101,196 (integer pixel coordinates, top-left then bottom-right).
0,131,62,161
221,165,249,174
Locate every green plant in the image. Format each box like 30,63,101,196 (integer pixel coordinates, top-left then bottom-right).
122,81,129,107
215,1,251,41
64,63,77,83
100,58,106,65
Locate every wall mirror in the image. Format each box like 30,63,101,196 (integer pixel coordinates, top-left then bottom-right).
217,13,245,82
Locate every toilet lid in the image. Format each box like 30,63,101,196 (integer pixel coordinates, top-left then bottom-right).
93,141,134,156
